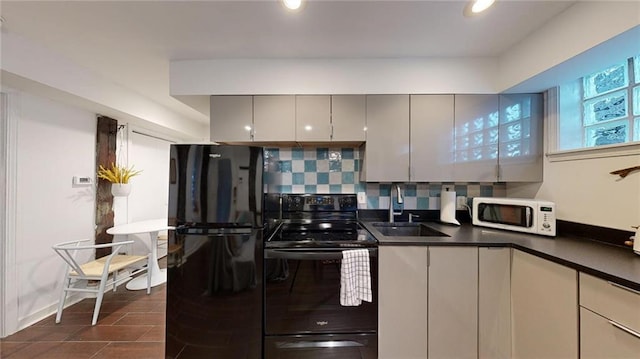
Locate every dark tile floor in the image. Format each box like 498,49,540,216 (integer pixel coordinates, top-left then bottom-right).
0,276,166,358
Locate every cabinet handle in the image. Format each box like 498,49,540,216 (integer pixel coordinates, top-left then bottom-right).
330,124,334,140
608,320,640,339
607,281,640,295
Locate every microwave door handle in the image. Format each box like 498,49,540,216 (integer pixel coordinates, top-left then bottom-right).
526,207,532,227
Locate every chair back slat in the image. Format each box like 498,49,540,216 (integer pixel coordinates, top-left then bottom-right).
52,239,134,277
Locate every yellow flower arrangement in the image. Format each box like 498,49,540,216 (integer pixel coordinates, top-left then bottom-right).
97,163,142,184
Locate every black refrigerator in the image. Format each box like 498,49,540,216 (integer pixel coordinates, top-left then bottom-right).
165,144,264,359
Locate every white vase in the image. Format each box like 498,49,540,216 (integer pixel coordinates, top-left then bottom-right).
111,183,131,197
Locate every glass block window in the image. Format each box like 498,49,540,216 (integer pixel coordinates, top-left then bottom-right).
558,54,640,150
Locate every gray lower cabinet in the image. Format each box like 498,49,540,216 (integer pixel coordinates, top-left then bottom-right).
379,246,428,359
380,246,503,359
580,308,640,358
428,247,478,359
579,272,640,359
511,250,578,359
479,247,512,359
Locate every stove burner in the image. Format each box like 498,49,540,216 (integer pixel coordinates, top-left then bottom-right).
270,221,375,246
265,194,377,248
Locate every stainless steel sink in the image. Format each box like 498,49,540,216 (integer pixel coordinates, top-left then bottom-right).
371,222,450,237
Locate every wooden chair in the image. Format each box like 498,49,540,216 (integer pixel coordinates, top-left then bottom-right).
52,239,151,325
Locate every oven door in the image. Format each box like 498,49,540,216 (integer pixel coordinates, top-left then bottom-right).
264,247,378,358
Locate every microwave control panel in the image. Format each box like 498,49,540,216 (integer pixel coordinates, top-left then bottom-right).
537,204,556,236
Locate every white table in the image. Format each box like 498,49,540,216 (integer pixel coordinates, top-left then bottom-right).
107,219,173,290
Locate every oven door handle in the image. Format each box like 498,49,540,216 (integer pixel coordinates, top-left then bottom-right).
265,248,378,261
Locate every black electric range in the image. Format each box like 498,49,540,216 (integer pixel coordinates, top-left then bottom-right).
263,194,378,359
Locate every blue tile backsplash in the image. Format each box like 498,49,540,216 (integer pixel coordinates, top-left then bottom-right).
264,147,506,210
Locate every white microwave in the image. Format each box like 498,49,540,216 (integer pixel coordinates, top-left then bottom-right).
472,197,556,237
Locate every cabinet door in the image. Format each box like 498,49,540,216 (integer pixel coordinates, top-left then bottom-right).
379,246,428,359
364,95,410,182
210,96,253,142
498,93,543,182
428,247,478,359
331,95,366,141
479,247,511,359
296,95,331,141
410,95,454,181
453,94,499,182
511,250,578,359
580,307,640,359
253,95,295,142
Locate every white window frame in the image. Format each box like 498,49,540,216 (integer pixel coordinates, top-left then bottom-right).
547,56,640,162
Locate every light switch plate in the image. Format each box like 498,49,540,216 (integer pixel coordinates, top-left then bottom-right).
357,192,367,204
72,176,93,186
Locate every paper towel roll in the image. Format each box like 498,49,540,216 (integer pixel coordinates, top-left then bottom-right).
440,190,460,225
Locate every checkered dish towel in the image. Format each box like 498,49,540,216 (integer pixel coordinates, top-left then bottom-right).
340,249,372,306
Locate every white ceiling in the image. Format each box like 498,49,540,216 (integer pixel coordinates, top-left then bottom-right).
1,0,576,125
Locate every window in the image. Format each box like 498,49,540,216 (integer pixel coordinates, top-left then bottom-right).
558,54,640,151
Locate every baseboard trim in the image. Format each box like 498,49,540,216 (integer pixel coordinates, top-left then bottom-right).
15,292,88,334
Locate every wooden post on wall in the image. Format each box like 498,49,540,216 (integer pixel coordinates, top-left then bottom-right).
95,116,118,258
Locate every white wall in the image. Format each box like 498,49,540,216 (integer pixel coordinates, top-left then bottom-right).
509,155,640,231
13,89,96,330
1,31,207,140
170,57,499,95
508,91,640,231
123,129,172,256
127,130,172,223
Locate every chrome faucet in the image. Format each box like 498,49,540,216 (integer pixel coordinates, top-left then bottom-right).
389,184,404,223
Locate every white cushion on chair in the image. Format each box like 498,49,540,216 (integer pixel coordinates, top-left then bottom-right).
71,254,148,277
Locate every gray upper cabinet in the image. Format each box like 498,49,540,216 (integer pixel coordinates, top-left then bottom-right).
212,94,365,143
364,95,410,182
210,96,253,142
453,94,500,182
295,95,331,141
498,93,543,182
253,95,296,142
331,95,366,142
410,95,455,181
295,95,366,142
453,93,544,182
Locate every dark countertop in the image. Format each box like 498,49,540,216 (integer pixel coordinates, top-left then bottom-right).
360,221,640,292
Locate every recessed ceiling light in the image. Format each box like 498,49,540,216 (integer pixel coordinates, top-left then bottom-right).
282,0,303,11
463,0,496,17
